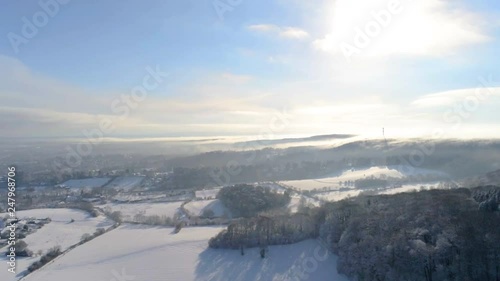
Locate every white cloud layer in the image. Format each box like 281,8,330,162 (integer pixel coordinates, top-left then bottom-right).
248,24,309,39
412,87,500,108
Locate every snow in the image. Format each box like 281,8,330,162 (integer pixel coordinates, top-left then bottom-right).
60,178,111,189
184,200,230,218
315,190,363,202
379,183,439,195
281,166,446,191
195,188,221,199
24,225,348,281
105,176,145,191
0,208,114,281
287,195,321,213
100,202,184,221
258,182,288,193
112,193,189,203
311,183,440,202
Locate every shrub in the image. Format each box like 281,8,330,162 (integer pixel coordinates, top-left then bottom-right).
71,201,99,217
109,211,122,223
202,209,215,218
93,228,105,237
5,240,33,257
28,246,61,272
174,221,185,234
80,233,92,243
133,214,174,226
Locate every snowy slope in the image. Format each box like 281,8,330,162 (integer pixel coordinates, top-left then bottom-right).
195,188,222,199
24,225,348,281
379,182,439,195
60,178,111,189
0,209,114,281
184,199,230,218
105,176,145,191
282,166,446,191
315,190,363,202
100,201,184,221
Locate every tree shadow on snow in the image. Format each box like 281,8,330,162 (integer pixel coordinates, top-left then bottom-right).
194,240,346,281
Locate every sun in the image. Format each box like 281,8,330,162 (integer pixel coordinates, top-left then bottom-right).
314,0,489,59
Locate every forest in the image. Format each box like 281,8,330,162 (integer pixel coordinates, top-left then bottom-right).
210,185,500,281
217,184,291,218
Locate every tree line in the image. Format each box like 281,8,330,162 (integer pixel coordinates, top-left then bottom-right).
209,185,500,281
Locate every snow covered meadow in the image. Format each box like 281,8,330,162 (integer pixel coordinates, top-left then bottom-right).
184,200,230,218
23,224,348,281
105,176,145,191
59,176,145,191
100,201,184,221
0,209,113,281
281,166,447,202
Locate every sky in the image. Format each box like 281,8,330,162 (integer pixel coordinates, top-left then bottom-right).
0,0,499,140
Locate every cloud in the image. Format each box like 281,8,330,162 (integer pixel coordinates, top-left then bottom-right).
412,87,500,108
247,24,309,39
247,24,278,32
2,54,500,139
313,0,492,58
0,56,279,137
280,27,310,39
0,55,109,114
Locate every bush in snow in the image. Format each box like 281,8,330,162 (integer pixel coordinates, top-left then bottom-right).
28,246,62,272
108,211,123,223
174,221,185,234
80,233,92,243
201,209,215,219
4,240,32,257
94,228,106,237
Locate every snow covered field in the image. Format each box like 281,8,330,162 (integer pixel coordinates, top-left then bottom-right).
100,201,184,220
0,209,114,281
378,182,439,195
184,199,230,218
113,193,191,203
258,182,288,193
281,166,446,191
311,182,441,202
280,166,447,202
315,190,363,202
105,176,145,191
24,225,348,281
60,178,111,189
195,188,222,199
